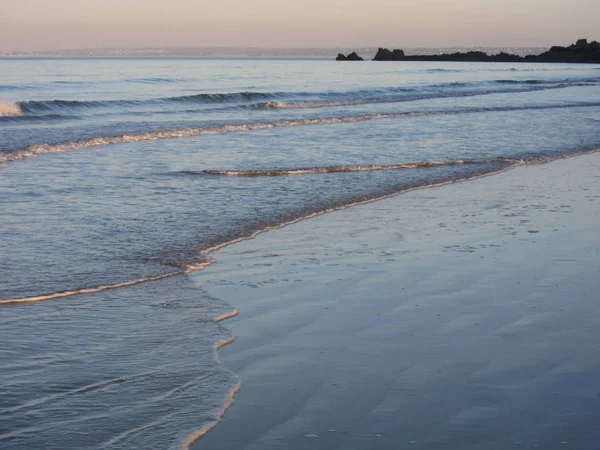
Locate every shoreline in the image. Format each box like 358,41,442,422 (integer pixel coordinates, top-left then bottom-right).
2,152,598,448
3,149,597,305
11,148,597,305
191,152,600,449
0,157,519,303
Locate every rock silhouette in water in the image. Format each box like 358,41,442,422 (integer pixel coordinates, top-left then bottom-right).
336,52,364,61
373,48,405,61
534,39,600,62
337,40,600,63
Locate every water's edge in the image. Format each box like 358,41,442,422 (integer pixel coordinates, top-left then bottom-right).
175,149,599,448
5,149,598,306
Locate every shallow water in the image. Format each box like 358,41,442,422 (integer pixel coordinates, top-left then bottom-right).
1,57,600,448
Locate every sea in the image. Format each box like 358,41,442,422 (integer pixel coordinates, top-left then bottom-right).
1,57,600,449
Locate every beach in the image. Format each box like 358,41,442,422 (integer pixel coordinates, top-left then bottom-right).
2,57,600,449
192,153,600,450
2,1,600,446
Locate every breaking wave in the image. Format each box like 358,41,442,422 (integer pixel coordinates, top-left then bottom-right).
0,101,23,117
250,100,365,109
14,92,279,115
18,98,142,113
11,76,599,116
247,80,599,110
168,91,279,102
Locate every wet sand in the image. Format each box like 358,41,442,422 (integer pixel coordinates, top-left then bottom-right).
192,153,600,450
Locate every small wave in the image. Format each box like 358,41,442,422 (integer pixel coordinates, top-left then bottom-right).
127,77,180,84
197,159,519,177
495,79,543,84
0,113,75,123
0,261,214,306
168,91,278,103
495,77,600,85
248,80,594,111
17,99,121,113
13,92,279,114
431,82,471,88
0,370,157,415
0,101,23,117
250,99,368,110
4,101,600,164
13,76,598,116
16,94,277,114
53,80,86,85
0,85,25,91
425,68,464,73
250,101,286,109
0,114,396,163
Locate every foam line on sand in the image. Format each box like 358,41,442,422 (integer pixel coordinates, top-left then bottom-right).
183,334,242,449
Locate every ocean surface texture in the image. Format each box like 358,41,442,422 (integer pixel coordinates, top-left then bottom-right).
1,58,600,448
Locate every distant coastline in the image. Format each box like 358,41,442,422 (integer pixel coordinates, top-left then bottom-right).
0,46,545,59
337,39,600,63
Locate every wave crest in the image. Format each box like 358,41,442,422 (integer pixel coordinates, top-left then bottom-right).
495,79,543,84
168,91,277,103
14,92,278,114
250,99,370,110
17,99,134,113
10,76,599,116
0,101,23,117
0,115,394,164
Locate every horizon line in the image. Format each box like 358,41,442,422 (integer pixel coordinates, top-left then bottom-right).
4,44,551,51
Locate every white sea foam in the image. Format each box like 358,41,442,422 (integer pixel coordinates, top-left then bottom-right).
213,309,239,322
0,101,23,117
0,259,215,305
183,335,242,449
0,115,393,164
251,99,369,109
0,272,180,305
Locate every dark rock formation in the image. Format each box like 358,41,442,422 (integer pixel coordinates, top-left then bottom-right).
491,52,522,63
336,51,364,61
373,48,405,61
392,49,406,60
525,39,600,63
337,40,600,63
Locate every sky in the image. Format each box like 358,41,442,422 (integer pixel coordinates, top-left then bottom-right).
2,0,599,51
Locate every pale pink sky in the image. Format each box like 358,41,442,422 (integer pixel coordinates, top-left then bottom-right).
2,0,599,51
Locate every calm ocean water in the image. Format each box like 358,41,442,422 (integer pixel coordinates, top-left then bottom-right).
1,58,600,448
